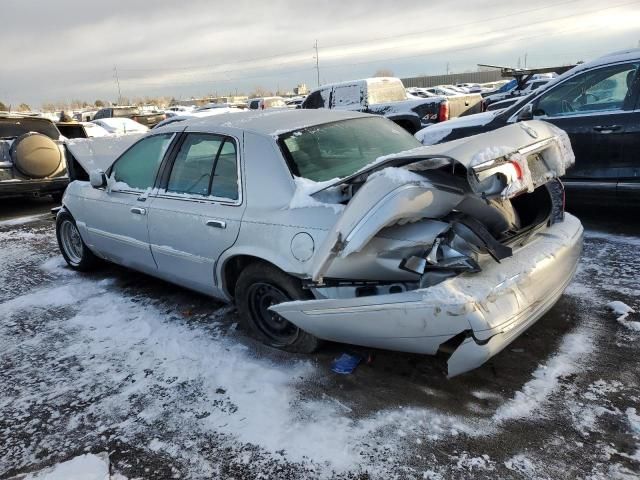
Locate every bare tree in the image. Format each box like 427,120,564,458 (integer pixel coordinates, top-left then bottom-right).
17,103,31,112
41,102,57,112
249,86,272,98
0,101,7,111
373,68,395,77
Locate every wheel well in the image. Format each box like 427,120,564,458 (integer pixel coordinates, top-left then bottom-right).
223,255,278,299
393,119,417,134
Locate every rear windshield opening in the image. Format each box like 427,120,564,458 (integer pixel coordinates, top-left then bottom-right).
279,117,421,182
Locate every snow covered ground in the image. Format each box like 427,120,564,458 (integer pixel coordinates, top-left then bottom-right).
1,201,639,479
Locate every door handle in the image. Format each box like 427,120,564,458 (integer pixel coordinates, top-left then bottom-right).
206,219,226,229
593,125,622,133
130,207,146,215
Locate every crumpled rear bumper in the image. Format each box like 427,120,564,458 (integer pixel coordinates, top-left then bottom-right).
272,214,583,376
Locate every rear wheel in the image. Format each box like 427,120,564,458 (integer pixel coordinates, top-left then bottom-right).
236,263,320,353
56,211,99,271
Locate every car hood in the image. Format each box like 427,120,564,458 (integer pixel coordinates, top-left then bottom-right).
65,134,145,174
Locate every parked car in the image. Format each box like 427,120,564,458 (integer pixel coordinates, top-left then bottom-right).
93,106,165,128
248,97,287,110
483,77,551,110
91,118,150,135
0,113,68,200
415,48,640,204
301,77,482,133
58,109,582,376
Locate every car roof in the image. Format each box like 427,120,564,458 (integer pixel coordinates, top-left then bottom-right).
168,109,372,136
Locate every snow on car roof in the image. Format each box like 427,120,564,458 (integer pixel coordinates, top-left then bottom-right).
176,109,370,136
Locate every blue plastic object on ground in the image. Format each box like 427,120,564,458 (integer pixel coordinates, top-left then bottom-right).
331,353,362,374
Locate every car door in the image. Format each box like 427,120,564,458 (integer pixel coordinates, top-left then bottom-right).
147,131,245,296
531,61,639,200
82,133,175,273
615,69,640,202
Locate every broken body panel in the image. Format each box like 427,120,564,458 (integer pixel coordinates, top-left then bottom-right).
272,120,582,376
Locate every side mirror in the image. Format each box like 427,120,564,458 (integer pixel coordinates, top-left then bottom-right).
516,103,534,122
89,169,107,188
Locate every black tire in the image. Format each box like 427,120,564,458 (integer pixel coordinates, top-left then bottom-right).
235,262,320,353
56,211,99,271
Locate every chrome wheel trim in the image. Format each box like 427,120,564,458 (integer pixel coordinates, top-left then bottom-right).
60,220,83,265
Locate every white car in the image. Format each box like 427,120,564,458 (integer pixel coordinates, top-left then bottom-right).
91,118,149,135
82,122,110,138
58,110,582,376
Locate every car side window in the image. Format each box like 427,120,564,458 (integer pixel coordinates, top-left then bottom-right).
536,62,638,117
302,90,325,109
110,133,174,191
210,140,238,200
166,134,224,196
331,85,361,109
166,133,239,200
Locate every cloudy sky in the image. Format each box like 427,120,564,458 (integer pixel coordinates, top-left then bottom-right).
2,0,639,107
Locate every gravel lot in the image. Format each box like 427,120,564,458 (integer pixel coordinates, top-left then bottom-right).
1,197,639,479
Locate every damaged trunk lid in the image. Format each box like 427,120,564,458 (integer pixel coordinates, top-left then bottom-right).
308,120,574,283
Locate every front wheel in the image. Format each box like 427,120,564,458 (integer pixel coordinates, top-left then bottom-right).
56,211,99,271
235,263,320,353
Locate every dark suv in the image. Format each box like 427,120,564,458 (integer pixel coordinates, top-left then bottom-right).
416,49,640,205
93,106,165,128
0,114,68,200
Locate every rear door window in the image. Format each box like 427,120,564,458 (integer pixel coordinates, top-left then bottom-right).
166,133,239,200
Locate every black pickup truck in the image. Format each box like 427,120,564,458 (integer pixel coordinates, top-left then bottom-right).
301,77,482,133
415,49,640,205
93,106,166,128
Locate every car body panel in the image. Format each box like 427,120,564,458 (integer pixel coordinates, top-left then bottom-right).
272,214,583,376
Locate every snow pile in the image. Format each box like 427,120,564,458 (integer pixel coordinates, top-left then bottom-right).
504,454,538,477
453,452,495,472
288,176,344,213
39,256,76,276
469,145,514,167
24,453,114,480
493,329,593,422
369,166,426,185
607,301,639,331
607,301,635,321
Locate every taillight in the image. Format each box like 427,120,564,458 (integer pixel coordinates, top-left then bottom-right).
508,160,523,180
438,101,449,122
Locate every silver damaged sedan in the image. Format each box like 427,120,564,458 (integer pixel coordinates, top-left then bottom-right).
57,110,583,376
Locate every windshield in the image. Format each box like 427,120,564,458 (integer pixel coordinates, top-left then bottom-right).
114,107,141,116
367,79,407,104
279,117,421,182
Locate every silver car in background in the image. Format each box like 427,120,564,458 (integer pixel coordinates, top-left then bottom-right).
57,110,583,376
